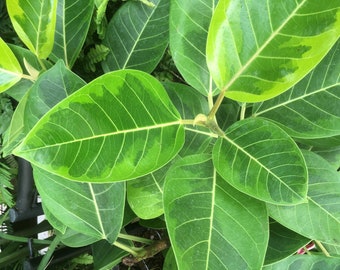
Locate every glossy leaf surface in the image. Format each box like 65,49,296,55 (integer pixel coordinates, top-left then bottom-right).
6,0,58,59
263,255,340,270
50,0,94,67
170,0,218,96
102,0,169,72
164,155,268,270
207,0,340,102
253,40,340,139
0,38,22,93
33,166,125,243
267,150,340,245
14,70,184,182
213,118,307,204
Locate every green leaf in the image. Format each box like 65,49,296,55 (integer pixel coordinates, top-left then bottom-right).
3,60,85,156
164,154,269,270
102,0,169,72
33,166,125,244
163,247,178,270
314,146,340,171
6,0,58,59
57,226,99,248
253,40,340,139
207,0,340,102
169,0,218,96
49,0,95,67
213,117,307,205
265,220,310,265
127,162,171,219
267,150,340,245
93,240,128,270
14,70,184,182
263,255,340,270
0,38,22,93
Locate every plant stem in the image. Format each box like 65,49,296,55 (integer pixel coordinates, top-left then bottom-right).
114,241,139,257
38,58,47,71
240,103,247,120
38,235,61,270
118,233,153,245
208,87,226,120
0,231,52,245
208,76,214,111
21,74,35,81
315,240,330,257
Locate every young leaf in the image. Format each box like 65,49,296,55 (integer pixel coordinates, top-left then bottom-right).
6,0,58,59
0,38,22,93
263,255,340,270
49,0,95,67
207,0,340,102
213,118,308,205
33,166,125,244
253,40,340,139
170,0,218,96
102,0,169,73
14,70,184,182
164,154,269,270
267,150,340,245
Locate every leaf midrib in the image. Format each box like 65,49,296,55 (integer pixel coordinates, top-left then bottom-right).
223,0,307,91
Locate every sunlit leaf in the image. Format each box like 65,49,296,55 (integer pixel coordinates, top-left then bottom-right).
6,0,58,59
207,0,340,102
0,38,22,93
170,0,218,96
164,154,268,270
102,0,169,72
33,166,125,244
50,0,95,67
14,70,184,182
253,40,340,139
213,117,307,205
267,150,340,245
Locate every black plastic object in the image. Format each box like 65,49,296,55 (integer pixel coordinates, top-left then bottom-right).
9,158,43,223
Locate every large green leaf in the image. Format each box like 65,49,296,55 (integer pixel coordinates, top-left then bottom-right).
164,154,269,270
267,150,340,245
213,117,307,205
0,38,22,93
169,0,218,96
14,70,184,182
50,0,94,67
3,60,85,156
102,0,169,73
33,166,125,244
263,255,340,270
6,0,58,59
206,0,340,102
253,40,340,139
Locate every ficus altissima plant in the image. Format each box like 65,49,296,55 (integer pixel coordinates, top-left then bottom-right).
0,0,340,269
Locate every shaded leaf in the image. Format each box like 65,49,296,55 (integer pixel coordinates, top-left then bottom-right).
14,70,184,182
263,255,340,270
0,38,22,93
207,0,340,102
102,0,169,72
50,0,95,67
93,240,128,270
170,0,218,96
3,60,85,156
164,154,268,270
163,247,178,270
33,166,125,244
213,117,307,205
265,220,310,265
267,150,340,245
253,40,340,139
6,0,58,58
